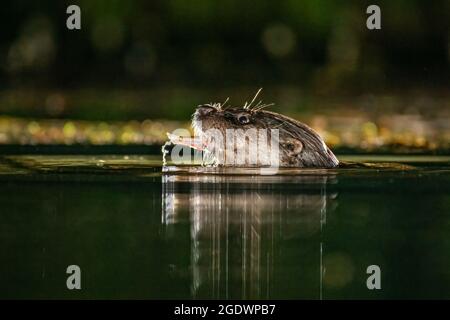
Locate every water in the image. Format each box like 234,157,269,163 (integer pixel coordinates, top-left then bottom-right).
0,154,449,299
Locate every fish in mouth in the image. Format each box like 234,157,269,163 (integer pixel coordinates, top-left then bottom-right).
166,89,339,168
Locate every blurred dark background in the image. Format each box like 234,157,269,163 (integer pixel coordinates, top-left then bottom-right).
0,0,449,151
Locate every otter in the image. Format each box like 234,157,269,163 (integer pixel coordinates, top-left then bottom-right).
168,90,339,168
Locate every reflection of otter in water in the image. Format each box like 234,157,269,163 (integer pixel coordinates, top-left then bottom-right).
188,90,339,168
162,174,337,299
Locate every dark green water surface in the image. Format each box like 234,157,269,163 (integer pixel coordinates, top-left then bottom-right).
0,155,449,299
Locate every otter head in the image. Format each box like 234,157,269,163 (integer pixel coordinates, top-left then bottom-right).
191,96,339,168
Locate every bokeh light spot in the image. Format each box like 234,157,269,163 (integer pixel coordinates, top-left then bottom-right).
262,23,296,58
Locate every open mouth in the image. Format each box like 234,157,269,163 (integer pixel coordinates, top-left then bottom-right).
165,131,220,167
166,132,206,151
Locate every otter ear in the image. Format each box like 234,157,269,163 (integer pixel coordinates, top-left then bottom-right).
283,138,303,155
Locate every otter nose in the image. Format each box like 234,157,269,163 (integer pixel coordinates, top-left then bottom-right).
196,105,216,116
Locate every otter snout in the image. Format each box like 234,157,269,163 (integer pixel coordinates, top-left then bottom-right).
196,105,217,117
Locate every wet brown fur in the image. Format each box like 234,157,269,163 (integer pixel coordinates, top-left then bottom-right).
192,101,339,168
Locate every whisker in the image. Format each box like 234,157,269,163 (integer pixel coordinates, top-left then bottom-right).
253,103,274,112
245,88,263,110
253,100,263,109
222,97,230,107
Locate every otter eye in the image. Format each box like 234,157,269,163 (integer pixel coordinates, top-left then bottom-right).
237,114,250,124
